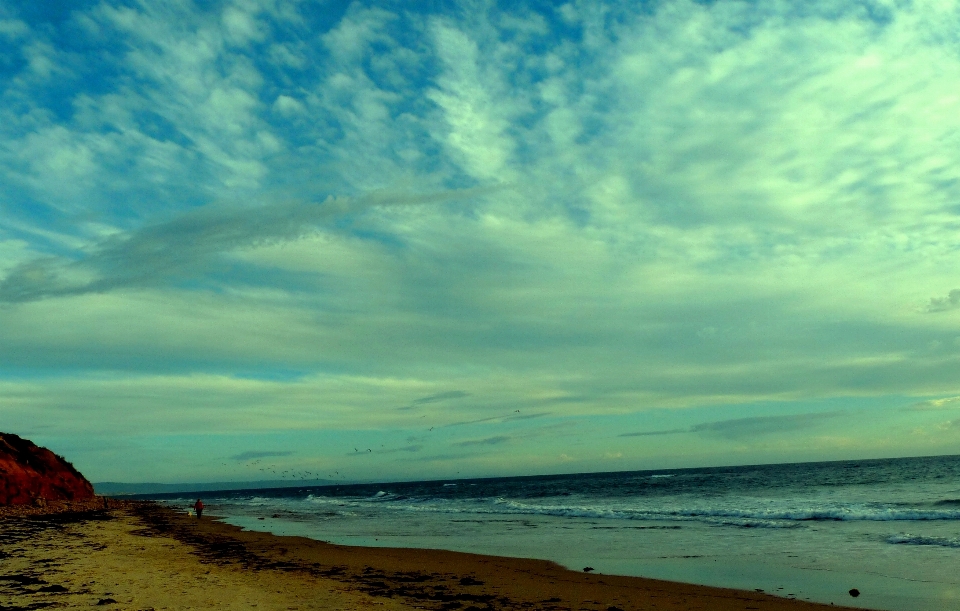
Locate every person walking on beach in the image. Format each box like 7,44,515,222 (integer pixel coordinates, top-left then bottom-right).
194,499,204,518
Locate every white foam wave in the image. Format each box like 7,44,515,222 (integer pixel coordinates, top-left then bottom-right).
485,499,960,524
224,493,960,527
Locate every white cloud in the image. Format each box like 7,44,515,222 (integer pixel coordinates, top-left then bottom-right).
427,21,515,182
272,94,305,117
0,18,28,39
268,42,307,69
0,189,482,302
80,1,276,192
221,5,265,46
321,5,395,63
0,238,31,276
908,396,960,411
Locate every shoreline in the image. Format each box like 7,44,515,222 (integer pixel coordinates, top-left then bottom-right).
1,502,865,611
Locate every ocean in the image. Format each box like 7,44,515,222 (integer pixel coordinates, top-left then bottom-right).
150,455,960,611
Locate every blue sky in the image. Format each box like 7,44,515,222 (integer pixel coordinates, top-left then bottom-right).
3,0,960,484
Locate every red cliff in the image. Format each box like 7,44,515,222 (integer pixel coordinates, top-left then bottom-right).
0,432,95,506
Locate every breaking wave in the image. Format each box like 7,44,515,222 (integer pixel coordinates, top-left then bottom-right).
282,494,960,527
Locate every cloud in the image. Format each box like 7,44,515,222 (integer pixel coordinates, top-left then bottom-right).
689,412,841,439
937,419,960,431
8,0,960,482
454,435,511,447
427,20,514,181
907,396,960,411
444,412,552,428
411,390,470,405
927,290,960,313
0,17,29,40
620,412,840,440
619,428,689,437
385,444,424,454
0,187,490,303
230,450,293,461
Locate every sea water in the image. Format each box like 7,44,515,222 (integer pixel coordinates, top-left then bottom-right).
153,455,960,610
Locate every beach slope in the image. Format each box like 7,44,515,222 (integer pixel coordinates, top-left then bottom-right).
0,503,862,611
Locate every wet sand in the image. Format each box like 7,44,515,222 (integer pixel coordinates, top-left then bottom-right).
0,502,863,611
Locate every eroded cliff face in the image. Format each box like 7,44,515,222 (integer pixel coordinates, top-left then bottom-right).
0,432,95,506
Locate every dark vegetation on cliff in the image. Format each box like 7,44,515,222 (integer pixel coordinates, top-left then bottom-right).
0,432,95,506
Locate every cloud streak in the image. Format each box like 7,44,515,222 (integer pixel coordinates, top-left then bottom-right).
230,450,293,461
444,412,552,428
412,390,470,405
620,412,841,440
907,396,960,412
454,435,511,447
0,188,493,303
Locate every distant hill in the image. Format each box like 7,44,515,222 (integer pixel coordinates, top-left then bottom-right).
94,479,338,496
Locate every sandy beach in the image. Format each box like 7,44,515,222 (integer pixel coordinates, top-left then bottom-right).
0,502,867,611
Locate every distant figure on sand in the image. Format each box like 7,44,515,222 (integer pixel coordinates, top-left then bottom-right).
194,499,204,518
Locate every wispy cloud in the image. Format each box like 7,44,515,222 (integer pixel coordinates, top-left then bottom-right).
454,435,511,447
620,412,840,440
0,188,489,303
412,390,470,405
444,412,551,428
619,428,688,437
690,412,841,440
907,396,960,412
385,444,424,454
230,450,293,461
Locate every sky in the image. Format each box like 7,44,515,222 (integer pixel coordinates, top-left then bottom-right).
3,0,960,485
